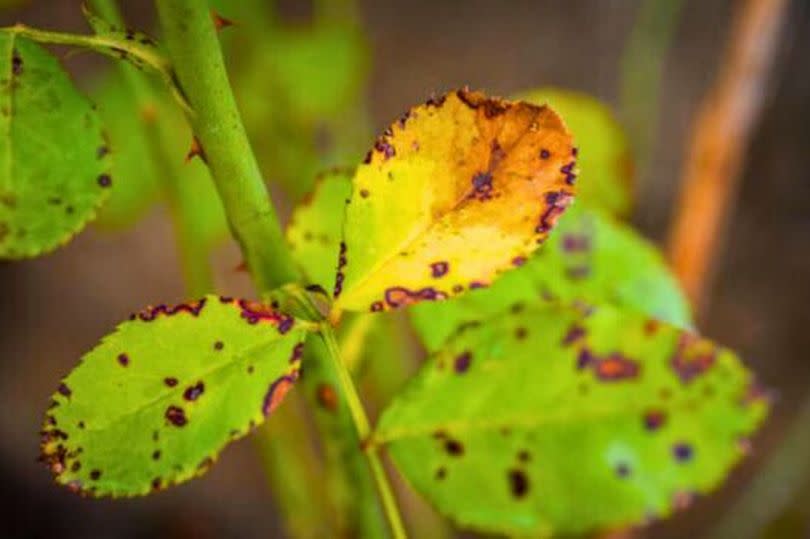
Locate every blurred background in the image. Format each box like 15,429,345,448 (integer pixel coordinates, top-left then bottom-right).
1,0,808,537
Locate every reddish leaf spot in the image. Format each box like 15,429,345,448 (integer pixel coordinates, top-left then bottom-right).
117,353,129,366
384,286,447,309
643,410,667,431
183,382,204,401
164,377,178,388
430,261,449,278
262,374,298,416
165,405,187,427
316,383,339,412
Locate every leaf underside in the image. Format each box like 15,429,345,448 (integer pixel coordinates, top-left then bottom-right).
41,295,308,497
376,302,767,537
333,89,577,314
286,168,353,292
410,205,692,351
0,34,111,258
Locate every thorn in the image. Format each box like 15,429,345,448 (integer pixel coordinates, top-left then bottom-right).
234,260,248,272
210,10,234,32
140,103,157,124
185,136,207,163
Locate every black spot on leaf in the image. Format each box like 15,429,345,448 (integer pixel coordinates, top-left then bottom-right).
508,469,529,498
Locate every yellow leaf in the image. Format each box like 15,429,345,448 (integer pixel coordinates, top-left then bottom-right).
333,89,577,315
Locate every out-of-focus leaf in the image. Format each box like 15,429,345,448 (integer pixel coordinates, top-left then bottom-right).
515,87,633,217
376,301,767,537
227,9,371,200
40,295,312,497
286,168,352,292
333,89,577,314
410,205,691,350
91,74,160,229
0,35,111,258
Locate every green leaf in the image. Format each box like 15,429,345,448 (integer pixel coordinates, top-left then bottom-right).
91,73,160,229
0,34,111,258
410,205,691,351
376,301,767,536
514,87,633,217
333,89,577,315
40,295,312,497
286,168,352,292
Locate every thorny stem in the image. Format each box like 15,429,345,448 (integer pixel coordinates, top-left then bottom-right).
88,0,212,297
151,2,338,537
154,2,407,537
155,0,299,292
320,325,408,539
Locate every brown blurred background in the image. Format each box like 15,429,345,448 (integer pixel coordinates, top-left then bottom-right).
1,0,809,537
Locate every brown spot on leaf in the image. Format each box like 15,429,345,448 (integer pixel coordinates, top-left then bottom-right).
430,261,449,278
183,382,204,401
316,383,339,412
444,439,464,456
164,377,178,388
165,405,187,427
117,353,129,367
508,469,529,498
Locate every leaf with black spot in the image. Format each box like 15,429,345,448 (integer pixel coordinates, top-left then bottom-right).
40,295,315,497
332,89,576,315
0,34,112,258
410,205,692,351
375,301,766,536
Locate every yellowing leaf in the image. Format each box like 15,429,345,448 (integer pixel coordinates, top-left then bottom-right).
514,88,633,217
333,89,577,315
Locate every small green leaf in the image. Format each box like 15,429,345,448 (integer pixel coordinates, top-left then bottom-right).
333,89,577,315
286,168,353,292
376,302,767,537
410,205,691,350
514,87,634,217
40,295,311,497
0,34,111,258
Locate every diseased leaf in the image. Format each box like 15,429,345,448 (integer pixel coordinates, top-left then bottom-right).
286,168,352,292
376,302,767,537
514,87,633,217
333,89,577,314
410,205,691,351
40,295,312,497
91,73,160,229
0,34,111,258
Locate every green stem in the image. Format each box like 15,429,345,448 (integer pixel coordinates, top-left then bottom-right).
320,325,408,539
88,0,212,296
2,23,170,80
155,0,299,292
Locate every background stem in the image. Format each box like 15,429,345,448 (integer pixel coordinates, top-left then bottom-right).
320,326,408,539
666,0,787,316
